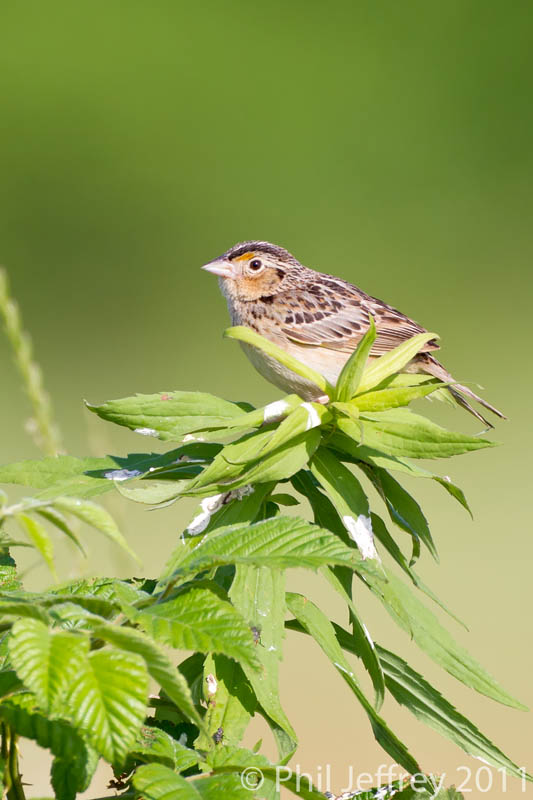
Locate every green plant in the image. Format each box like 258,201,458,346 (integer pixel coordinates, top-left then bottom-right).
0,277,529,800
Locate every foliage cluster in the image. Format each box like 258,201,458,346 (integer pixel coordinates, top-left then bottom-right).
0,274,528,800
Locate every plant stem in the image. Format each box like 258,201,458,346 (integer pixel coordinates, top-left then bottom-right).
7,732,25,800
0,267,63,456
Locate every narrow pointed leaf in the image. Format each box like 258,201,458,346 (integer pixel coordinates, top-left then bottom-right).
16,513,57,578
286,592,419,773
335,315,376,401
225,326,335,396
365,568,527,710
357,332,439,394
331,622,531,782
53,496,139,562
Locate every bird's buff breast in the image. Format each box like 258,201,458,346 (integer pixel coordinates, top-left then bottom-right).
239,340,344,401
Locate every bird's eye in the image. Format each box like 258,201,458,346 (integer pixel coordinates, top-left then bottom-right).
249,259,263,272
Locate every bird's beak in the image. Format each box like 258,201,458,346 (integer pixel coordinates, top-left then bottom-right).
201,258,235,279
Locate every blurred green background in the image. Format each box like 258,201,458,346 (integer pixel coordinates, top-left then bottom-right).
1,1,532,797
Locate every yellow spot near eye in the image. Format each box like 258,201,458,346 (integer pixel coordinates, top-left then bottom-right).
234,252,255,262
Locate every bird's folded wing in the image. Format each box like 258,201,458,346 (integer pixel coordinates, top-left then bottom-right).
278,283,439,356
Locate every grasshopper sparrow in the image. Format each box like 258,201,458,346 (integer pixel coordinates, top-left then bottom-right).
202,240,504,426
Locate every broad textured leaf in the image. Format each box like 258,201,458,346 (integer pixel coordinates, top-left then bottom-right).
53,496,139,562
8,618,88,713
133,764,200,799
92,622,206,733
66,646,149,766
230,566,297,761
0,693,96,799
335,315,376,401
357,332,439,393
129,724,200,771
0,599,51,623
0,549,20,591
286,592,419,773
365,568,527,710
134,764,254,800
87,391,247,441
16,513,57,577
174,516,370,578
134,585,259,669
225,325,334,396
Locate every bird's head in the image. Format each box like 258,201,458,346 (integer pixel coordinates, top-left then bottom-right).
202,240,300,302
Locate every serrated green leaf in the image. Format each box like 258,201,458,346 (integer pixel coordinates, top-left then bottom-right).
335,315,377,401
224,325,334,397
134,764,254,800
87,391,247,441
133,586,259,669
8,618,88,713
0,599,51,624
133,763,199,798
174,516,369,579
0,693,96,799
357,332,439,394
92,622,206,734
286,592,419,773
129,724,200,771
66,646,149,766
16,513,57,578
52,496,139,563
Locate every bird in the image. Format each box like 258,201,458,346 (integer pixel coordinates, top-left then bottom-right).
202,240,504,427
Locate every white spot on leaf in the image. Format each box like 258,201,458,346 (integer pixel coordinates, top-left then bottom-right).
206,674,217,695
134,427,159,437
342,514,378,560
186,486,254,535
103,468,143,481
263,399,289,423
300,402,321,430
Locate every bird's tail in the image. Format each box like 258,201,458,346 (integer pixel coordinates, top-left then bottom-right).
413,353,506,429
